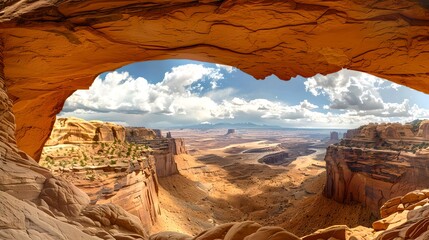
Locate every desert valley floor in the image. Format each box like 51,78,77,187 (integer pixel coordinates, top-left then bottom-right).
151,129,374,236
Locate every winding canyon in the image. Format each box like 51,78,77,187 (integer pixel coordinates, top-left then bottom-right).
1,1,429,240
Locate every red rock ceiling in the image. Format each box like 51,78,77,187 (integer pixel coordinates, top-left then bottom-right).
1,0,429,160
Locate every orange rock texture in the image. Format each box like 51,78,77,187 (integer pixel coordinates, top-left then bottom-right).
40,117,188,232
46,117,126,145
325,122,429,215
149,189,429,239
0,46,148,240
1,1,429,159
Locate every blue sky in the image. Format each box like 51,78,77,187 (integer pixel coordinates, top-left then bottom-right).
60,59,429,128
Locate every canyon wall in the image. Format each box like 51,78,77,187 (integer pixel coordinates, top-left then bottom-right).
1,1,429,160
0,42,147,240
126,127,159,142
59,156,161,230
126,137,188,177
40,117,188,231
324,122,429,215
46,117,125,146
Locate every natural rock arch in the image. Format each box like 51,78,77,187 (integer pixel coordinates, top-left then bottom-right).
1,0,429,159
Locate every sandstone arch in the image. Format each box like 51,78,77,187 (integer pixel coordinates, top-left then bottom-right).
1,1,429,159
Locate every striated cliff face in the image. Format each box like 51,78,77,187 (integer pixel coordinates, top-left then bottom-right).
46,117,125,146
55,155,161,232
0,45,148,240
324,122,429,215
126,137,188,177
40,117,189,232
126,127,159,142
0,1,429,159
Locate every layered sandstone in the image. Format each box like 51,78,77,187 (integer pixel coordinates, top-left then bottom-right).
45,152,162,232
325,122,429,215
46,117,125,145
149,189,429,240
41,117,189,231
126,127,160,142
0,1,428,159
0,54,147,239
126,138,188,177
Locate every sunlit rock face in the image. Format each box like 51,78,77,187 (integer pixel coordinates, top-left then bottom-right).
325,122,429,215
41,117,166,231
40,117,188,231
46,117,126,146
150,189,429,240
1,0,429,159
0,44,148,240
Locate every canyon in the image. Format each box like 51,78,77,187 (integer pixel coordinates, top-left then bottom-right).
0,0,429,160
39,122,429,240
325,122,429,215
40,117,189,233
1,1,429,240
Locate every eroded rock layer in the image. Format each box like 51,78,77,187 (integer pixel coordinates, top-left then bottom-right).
0,47,147,240
0,1,429,159
40,117,188,231
126,137,187,177
149,189,429,240
46,117,126,145
324,122,429,215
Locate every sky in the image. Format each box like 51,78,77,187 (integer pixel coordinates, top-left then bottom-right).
60,59,429,129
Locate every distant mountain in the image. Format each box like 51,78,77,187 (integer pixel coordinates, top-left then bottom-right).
178,122,284,129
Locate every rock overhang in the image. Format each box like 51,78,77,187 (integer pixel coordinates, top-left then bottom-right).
1,0,429,159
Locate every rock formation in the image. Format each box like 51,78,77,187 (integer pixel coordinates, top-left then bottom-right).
373,189,429,239
126,127,159,142
2,1,429,239
149,189,429,239
46,117,125,146
0,1,429,160
41,117,191,231
330,131,339,141
126,137,188,177
258,151,290,165
325,122,429,215
226,129,236,135
0,60,147,239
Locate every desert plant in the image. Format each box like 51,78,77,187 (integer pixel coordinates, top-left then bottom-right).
80,160,86,167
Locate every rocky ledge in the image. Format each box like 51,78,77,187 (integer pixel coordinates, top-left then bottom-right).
40,117,188,232
324,121,429,215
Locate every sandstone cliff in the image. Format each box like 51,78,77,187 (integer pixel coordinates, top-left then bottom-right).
41,117,189,232
0,1,428,160
325,122,429,215
126,127,159,142
46,117,125,145
126,137,188,177
0,55,148,239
